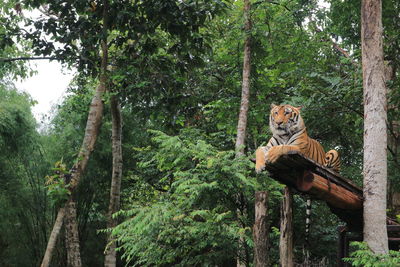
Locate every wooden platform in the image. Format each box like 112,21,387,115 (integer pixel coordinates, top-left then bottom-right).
261,150,400,263
263,151,364,230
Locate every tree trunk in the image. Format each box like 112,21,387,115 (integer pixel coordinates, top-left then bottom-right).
279,187,294,267
253,191,269,267
41,207,65,267
235,0,251,157
40,1,109,265
235,0,252,266
104,95,123,267
65,199,82,267
361,0,388,254
40,81,106,267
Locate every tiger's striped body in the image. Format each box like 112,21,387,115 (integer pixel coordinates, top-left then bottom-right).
255,104,340,173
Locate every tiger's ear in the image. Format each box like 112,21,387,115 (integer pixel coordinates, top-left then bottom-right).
296,105,303,110
270,103,277,109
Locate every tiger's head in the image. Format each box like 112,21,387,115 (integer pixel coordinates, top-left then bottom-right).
269,104,305,137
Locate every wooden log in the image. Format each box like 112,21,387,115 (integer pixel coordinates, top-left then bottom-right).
265,152,362,194
260,151,400,231
264,151,363,210
262,151,365,226
297,171,363,210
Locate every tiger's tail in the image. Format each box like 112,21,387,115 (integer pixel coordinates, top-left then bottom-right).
325,149,340,173
305,198,311,246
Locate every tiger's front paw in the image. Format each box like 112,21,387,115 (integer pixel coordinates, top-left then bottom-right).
266,146,283,163
255,147,267,173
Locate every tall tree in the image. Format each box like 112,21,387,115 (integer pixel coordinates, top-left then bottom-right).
235,0,253,266
41,0,110,264
104,93,123,266
361,0,388,254
41,57,107,267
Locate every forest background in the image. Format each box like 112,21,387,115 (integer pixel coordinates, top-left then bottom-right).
1,0,400,266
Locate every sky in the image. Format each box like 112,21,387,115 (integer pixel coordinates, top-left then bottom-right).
14,9,74,124
15,60,74,122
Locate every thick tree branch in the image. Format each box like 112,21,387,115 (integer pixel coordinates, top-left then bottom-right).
0,56,58,62
332,42,351,59
315,28,359,66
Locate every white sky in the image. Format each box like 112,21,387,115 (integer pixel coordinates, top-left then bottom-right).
13,9,74,124
15,60,74,122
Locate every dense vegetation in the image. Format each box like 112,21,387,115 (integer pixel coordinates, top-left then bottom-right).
1,0,400,266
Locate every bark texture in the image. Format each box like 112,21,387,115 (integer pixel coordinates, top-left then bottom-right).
65,199,82,267
253,191,269,267
279,187,294,267
361,0,388,254
40,207,65,267
104,95,123,267
235,0,251,157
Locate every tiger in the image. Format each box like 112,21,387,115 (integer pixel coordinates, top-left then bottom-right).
255,104,340,245
255,104,340,173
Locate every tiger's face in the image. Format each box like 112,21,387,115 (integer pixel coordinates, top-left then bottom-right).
269,104,304,136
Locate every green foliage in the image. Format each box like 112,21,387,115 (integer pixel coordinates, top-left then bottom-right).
0,0,33,81
0,83,51,266
3,0,399,265
45,160,71,205
113,130,257,266
19,0,228,76
344,242,400,267
114,203,238,266
0,85,36,153
50,0,371,264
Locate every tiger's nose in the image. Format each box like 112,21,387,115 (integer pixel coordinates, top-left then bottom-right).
276,121,283,126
